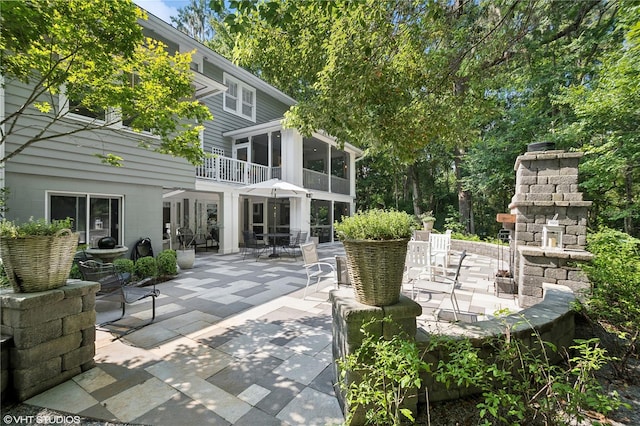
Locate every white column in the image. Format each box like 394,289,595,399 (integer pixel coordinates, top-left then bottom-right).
281,129,303,185
219,191,240,254
290,196,311,241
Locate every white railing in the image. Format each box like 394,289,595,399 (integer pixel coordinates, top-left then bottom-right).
197,158,350,193
196,156,271,185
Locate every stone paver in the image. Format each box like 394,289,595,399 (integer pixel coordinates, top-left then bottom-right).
21,244,516,425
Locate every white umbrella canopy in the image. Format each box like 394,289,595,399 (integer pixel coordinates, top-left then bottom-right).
239,178,309,198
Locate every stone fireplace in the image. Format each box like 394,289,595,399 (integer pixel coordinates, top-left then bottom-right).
508,148,593,307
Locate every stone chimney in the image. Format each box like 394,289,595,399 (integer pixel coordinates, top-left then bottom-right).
508,147,593,307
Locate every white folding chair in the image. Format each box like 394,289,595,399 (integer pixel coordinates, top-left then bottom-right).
429,230,451,276
300,242,336,299
404,240,432,285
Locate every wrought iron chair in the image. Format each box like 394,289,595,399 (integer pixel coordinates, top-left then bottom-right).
281,230,308,259
241,230,268,261
300,242,336,299
78,260,159,331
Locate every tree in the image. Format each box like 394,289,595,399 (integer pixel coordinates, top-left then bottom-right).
557,1,639,236
213,0,613,233
171,0,213,42
0,0,212,166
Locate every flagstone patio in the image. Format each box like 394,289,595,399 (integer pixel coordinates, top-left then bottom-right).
19,243,517,425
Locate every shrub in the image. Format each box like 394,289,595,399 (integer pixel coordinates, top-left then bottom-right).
334,209,416,241
68,263,82,280
134,256,157,279
113,258,134,275
0,217,73,237
429,316,627,425
338,317,428,425
580,227,640,372
157,249,177,277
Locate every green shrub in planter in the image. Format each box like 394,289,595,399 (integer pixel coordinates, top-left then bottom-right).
334,209,416,241
113,258,134,275
157,249,178,277
134,256,158,279
334,210,416,306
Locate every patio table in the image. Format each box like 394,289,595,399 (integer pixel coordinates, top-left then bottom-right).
257,233,290,258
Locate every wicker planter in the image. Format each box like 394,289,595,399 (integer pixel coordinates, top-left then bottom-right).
0,229,78,293
342,238,409,306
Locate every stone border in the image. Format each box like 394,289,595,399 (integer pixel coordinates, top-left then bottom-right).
416,283,576,402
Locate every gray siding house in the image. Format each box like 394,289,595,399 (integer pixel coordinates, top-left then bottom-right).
1,9,361,257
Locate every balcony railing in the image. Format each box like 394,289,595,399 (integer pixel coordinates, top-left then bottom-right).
196,156,272,185
303,169,350,195
196,156,350,194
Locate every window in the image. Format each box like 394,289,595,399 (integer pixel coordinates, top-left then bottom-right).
65,85,107,122
223,73,256,122
49,193,123,247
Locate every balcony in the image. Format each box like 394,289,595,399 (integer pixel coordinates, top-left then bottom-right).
196,156,349,195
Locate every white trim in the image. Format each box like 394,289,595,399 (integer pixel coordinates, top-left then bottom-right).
223,72,256,122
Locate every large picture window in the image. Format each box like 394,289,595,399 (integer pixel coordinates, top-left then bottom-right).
49,193,123,247
223,73,256,122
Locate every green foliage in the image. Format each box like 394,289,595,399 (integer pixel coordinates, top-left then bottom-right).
0,217,73,237
113,258,135,275
157,250,178,277
580,228,640,372
338,317,429,425
428,318,626,425
134,256,158,279
68,263,82,280
334,209,416,241
0,0,212,165
0,262,9,288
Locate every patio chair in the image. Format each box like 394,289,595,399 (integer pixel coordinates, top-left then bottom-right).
78,260,160,331
429,230,452,276
281,230,307,259
404,240,432,284
242,230,268,261
412,251,467,321
300,242,336,299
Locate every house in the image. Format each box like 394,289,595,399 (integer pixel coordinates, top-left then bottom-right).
0,9,362,256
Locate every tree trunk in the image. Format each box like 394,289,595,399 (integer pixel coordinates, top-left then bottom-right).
454,146,474,234
409,165,421,216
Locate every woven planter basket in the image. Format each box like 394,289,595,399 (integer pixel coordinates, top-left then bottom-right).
342,238,409,306
0,229,78,293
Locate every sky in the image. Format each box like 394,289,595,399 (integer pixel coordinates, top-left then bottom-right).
133,0,191,25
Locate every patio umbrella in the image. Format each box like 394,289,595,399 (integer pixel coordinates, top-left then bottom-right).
239,178,309,235
239,178,309,198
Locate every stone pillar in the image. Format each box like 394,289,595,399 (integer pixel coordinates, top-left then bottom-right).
509,149,593,307
0,281,99,401
330,288,422,425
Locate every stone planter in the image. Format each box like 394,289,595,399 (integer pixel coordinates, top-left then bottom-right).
422,220,434,231
176,249,195,269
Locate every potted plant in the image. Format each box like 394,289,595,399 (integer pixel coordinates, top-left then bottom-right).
418,211,436,231
0,217,78,293
334,209,416,306
175,227,195,270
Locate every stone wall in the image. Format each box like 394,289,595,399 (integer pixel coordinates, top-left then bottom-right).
416,283,576,402
0,281,99,401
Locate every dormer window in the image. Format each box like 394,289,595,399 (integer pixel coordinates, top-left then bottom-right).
223,72,256,122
